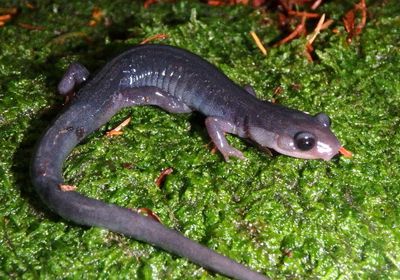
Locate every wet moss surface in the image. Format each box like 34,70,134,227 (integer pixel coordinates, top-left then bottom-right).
1,1,399,279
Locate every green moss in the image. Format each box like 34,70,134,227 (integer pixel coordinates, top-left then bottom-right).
1,1,399,279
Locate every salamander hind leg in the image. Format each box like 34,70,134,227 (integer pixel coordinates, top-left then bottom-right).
119,86,192,113
205,117,246,161
58,62,90,95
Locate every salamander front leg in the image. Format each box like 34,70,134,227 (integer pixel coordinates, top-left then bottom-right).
58,62,90,95
205,117,246,161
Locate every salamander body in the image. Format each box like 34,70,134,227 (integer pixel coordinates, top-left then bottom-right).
31,45,341,280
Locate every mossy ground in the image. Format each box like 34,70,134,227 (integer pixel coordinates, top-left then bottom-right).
0,1,399,279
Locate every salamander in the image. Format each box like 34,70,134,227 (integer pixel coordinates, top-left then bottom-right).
31,44,342,280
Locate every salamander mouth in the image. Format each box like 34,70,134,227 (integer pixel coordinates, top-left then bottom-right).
273,141,340,161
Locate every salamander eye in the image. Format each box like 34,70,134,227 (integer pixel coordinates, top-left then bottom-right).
294,132,316,151
315,113,331,127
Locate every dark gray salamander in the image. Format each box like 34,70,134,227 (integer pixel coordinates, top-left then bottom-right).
31,44,341,280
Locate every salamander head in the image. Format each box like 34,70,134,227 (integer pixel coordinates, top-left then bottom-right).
249,112,341,161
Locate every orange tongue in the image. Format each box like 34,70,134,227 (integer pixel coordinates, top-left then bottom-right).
339,146,353,158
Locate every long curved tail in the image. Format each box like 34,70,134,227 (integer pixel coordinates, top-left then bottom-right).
30,102,269,280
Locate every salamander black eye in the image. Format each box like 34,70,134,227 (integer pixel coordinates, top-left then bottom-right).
294,132,316,151
315,113,331,127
